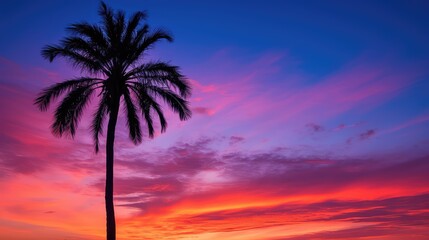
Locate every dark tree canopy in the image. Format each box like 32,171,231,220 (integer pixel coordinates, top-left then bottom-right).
35,2,192,152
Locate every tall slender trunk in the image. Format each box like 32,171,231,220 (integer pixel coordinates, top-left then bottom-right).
106,96,120,240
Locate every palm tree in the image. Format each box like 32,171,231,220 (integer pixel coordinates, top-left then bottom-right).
34,2,191,240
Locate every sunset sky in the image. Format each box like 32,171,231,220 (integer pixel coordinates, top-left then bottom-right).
1,0,429,239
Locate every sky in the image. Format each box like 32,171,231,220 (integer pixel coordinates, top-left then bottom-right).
1,0,429,239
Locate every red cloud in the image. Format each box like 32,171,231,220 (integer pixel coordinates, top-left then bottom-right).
1,55,429,239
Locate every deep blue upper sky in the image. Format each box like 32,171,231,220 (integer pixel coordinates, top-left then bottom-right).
1,0,428,72
1,0,429,156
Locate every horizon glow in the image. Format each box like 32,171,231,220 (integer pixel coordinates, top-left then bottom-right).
1,1,429,239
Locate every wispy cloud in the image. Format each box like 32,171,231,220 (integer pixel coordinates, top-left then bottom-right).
347,129,376,144
1,47,428,239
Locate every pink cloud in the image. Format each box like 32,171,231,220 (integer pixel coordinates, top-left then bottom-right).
383,112,429,135
177,52,425,153
0,58,103,179
1,50,428,239
101,137,429,239
96,176,184,196
271,59,422,124
77,137,429,219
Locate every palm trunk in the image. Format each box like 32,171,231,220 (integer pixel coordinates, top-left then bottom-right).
106,96,120,240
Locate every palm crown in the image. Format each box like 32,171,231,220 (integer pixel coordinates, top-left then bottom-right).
35,2,191,152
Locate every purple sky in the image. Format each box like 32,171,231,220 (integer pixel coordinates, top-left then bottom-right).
1,1,429,239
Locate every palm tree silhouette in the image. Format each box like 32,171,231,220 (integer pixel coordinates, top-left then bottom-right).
34,2,191,240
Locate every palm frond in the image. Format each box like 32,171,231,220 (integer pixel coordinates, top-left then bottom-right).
141,28,173,47
127,61,191,97
99,1,116,45
91,91,109,153
34,77,100,111
123,11,147,45
131,24,149,48
131,83,167,133
132,82,191,121
41,45,104,73
122,89,142,144
123,24,149,67
61,37,105,62
114,10,126,43
67,22,108,50
51,85,94,137
128,29,172,64
142,103,155,138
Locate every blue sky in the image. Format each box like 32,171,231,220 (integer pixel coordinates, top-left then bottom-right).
1,1,429,239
